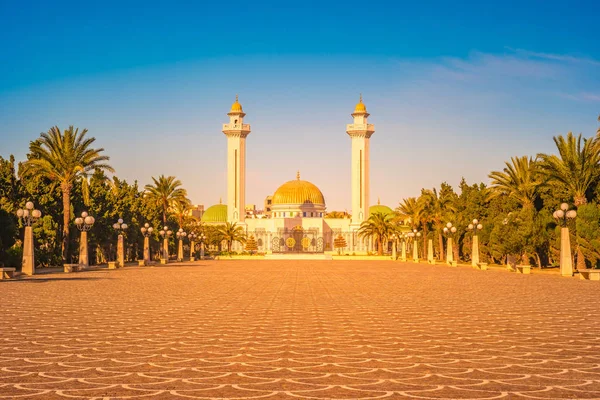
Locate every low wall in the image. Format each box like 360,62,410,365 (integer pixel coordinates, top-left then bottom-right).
332,255,395,261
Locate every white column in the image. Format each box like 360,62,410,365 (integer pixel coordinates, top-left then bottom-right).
79,231,89,268
22,226,35,275
143,236,150,264
471,235,479,267
560,228,573,277
446,237,453,264
117,234,124,267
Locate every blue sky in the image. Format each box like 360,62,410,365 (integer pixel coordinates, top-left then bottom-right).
1,1,599,210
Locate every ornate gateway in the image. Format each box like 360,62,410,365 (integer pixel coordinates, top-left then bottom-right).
271,227,330,254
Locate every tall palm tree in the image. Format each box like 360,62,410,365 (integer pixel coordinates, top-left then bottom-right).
20,126,113,263
396,197,422,228
488,156,540,208
537,132,600,206
218,222,247,253
171,198,196,229
358,212,394,256
144,175,188,226
397,196,429,256
421,188,456,261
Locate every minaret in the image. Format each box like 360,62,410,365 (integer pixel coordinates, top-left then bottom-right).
222,95,251,224
347,94,375,227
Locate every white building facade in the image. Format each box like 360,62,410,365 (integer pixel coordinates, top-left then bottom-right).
202,96,392,254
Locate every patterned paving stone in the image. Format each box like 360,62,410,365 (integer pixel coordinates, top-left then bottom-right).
1,260,600,399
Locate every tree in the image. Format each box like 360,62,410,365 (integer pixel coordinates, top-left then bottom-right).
218,222,246,253
144,175,188,226
537,132,600,206
325,211,348,219
20,126,113,263
489,156,540,209
421,184,456,260
334,235,347,255
397,196,428,257
396,197,423,228
358,212,394,256
245,235,258,254
171,197,195,228
575,204,600,269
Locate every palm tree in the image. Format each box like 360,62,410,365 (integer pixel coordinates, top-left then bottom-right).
20,126,113,263
358,212,394,256
144,175,188,226
397,196,428,256
396,197,422,227
537,132,600,206
421,187,456,261
488,156,540,208
218,222,247,253
171,198,196,229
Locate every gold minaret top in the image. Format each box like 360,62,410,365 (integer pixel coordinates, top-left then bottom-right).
229,94,243,113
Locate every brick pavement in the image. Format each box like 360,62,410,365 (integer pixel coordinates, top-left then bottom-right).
1,260,600,399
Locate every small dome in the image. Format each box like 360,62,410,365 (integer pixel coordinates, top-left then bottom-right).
272,173,325,205
201,204,227,223
369,204,393,217
354,94,367,114
230,95,243,113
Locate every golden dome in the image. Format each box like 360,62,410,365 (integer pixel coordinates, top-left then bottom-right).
272,172,325,205
354,94,367,114
230,94,243,113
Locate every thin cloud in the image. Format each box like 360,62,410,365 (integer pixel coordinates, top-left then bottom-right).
505,47,600,66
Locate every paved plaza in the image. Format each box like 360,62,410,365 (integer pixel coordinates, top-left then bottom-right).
1,261,600,399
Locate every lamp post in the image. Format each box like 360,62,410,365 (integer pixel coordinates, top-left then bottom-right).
467,219,483,267
188,232,197,261
140,223,154,265
16,201,42,275
408,229,421,262
112,219,128,267
199,232,207,260
159,227,172,264
176,228,187,262
390,233,397,260
443,222,457,265
399,233,408,261
553,203,577,277
74,212,95,269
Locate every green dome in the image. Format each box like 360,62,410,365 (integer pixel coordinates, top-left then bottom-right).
201,204,227,223
369,204,393,216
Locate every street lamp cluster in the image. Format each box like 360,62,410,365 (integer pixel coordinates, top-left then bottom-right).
159,227,173,264
443,222,457,265
113,219,128,267
13,198,209,274
75,212,95,268
176,228,187,262
468,219,483,267
16,201,42,275
407,229,421,263
198,232,207,260
554,203,577,277
141,223,154,265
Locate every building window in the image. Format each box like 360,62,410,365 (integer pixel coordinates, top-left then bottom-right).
303,212,306,217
